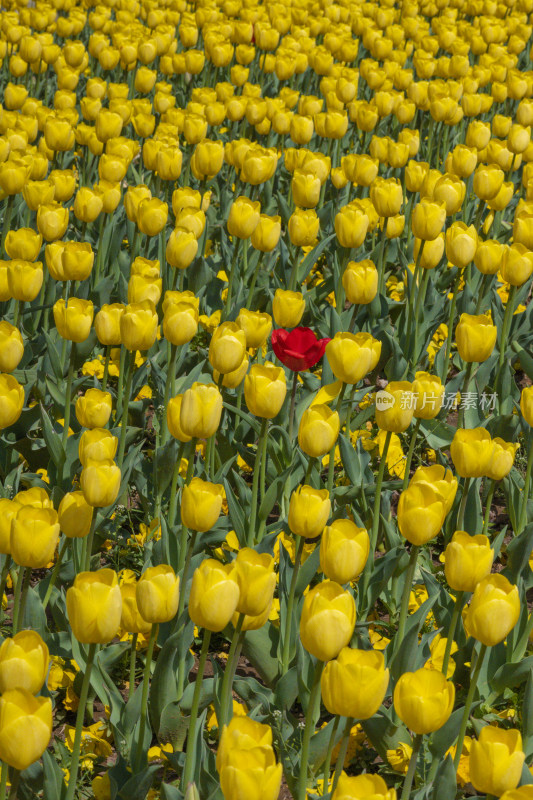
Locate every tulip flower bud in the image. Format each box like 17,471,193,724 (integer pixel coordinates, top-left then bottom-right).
137,198,168,237
166,227,198,270
136,564,180,623
375,381,414,433
80,459,121,507
67,569,122,643
0,373,24,431
234,548,276,617
473,164,505,201
334,204,369,248
236,309,272,350
300,580,356,662
445,221,478,268
394,668,455,734
370,177,403,217
320,519,369,584
216,715,274,771
0,322,23,373
473,239,504,276
227,196,261,239
272,289,305,328
487,438,519,481
180,382,223,439
0,499,19,553
217,716,282,800
209,322,247,375
342,260,378,305
181,477,224,532
464,573,520,646
397,483,446,546
470,727,524,797
411,372,444,420
7,260,43,302
120,583,152,635
76,388,112,429
326,332,381,385
521,386,533,427
244,362,286,419
10,506,60,569
298,404,340,457
0,689,52,771
0,631,49,695
501,243,533,286
251,214,281,252
287,483,331,538
94,303,124,346
4,228,42,262
409,465,458,515
332,774,395,800
411,198,446,241
61,241,94,281
79,428,118,466
444,531,493,593
189,559,240,632
450,427,494,478
120,300,158,351
53,297,94,343
162,299,198,346
455,312,497,363
288,208,319,247
321,647,389,719
58,491,94,539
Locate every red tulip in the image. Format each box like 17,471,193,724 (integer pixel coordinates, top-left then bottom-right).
271,327,330,372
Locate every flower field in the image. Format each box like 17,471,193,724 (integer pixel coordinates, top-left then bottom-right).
1,0,533,798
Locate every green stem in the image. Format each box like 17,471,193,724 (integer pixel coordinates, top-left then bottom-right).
115,346,128,420
412,269,431,367
1,196,14,254
377,229,388,297
322,715,340,793
396,546,420,651
458,361,474,428
256,420,269,544
0,762,7,800
327,383,347,495
182,630,212,788
128,632,138,701
43,539,69,611
288,371,298,444
400,734,422,800
331,716,354,794
133,624,158,772
297,660,325,800
280,535,305,675
101,345,111,392
65,643,97,800
61,349,75,454
440,269,463,384
457,477,471,531
94,215,106,284
117,350,135,471
161,344,179,445
402,418,421,491
482,480,496,537
288,245,301,292
12,566,31,634
6,770,19,800
176,530,197,623
474,273,491,315
498,284,518,373
218,613,244,733
83,516,97,572
518,439,533,534
245,252,264,310
224,239,241,320
247,418,268,547
370,430,392,554
441,591,465,678
453,643,487,770
169,440,193,530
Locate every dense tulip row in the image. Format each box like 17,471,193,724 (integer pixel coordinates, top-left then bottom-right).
0,0,533,796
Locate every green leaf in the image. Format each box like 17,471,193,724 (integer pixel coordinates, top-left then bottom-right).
492,656,533,692
297,233,336,283
117,764,159,799
241,623,279,686
39,404,65,469
42,750,65,800
159,701,190,753
430,754,456,800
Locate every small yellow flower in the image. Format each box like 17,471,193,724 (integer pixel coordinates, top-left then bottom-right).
446,736,472,787
387,742,413,774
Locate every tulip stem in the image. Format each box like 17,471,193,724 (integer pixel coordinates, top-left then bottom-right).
280,535,305,676
6,769,19,800
453,643,487,770
257,420,270,544
441,591,465,678
396,545,420,653
297,659,325,800
83,516,97,572
402,418,421,490
327,383,347,494
115,346,128,421
412,269,431,368
101,345,111,392
370,430,392,554
65,643,97,800
518,439,533,534
0,762,7,800
321,714,340,792
61,349,75,456
12,566,31,635
474,274,491,315
247,418,268,547
482,479,496,537
133,623,158,773
218,613,244,733
128,632,138,701
161,344,179,445
182,629,212,789
400,733,422,800
457,362,474,428
0,555,11,624
457,477,471,531
0,195,14,255
117,350,135,471
43,538,69,611
440,268,464,384
377,229,388,297
176,531,197,625
288,371,298,443
497,284,517,373
224,239,241,321
331,716,354,794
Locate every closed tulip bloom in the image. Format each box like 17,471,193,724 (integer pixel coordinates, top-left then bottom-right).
487,438,519,481
0,322,23,373
189,559,240,632
451,428,494,478
0,374,24,430
180,382,223,439
450,144,477,178
124,185,152,223
521,386,533,427
218,736,282,800
80,459,121,507
120,301,158,351
79,428,118,466
465,574,520,646
136,564,179,623
413,235,444,270
288,208,319,247
73,187,103,223
473,164,505,201
181,477,224,532
217,715,274,770
7,260,43,302
58,491,94,539
409,464,457,515
36,202,69,242
236,309,272,349
394,669,454,734
234,548,276,617
456,312,497,363
95,303,124,346
332,773,396,800
0,499,19,553
326,332,381,385
53,297,94,342
14,488,52,510
343,260,378,305
4,229,42,261
0,159,30,195
209,322,246,375
288,485,331,538
375,381,414,433
0,631,49,695
0,689,52,771
500,788,533,800
166,227,198,270
300,580,356,662
120,583,152,635
501,243,533,286
67,569,122,643
411,198,446,241
513,211,533,250
167,395,192,443
272,289,305,328
411,372,444,420
213,357,250,389
11,506,59,569
227,196,261,239
334,205,369,248
444,531,494,593
320,519,370,584
471,239,502,275
76,389,112,429
251,214,281,252
137,198,168,237
163,301,198,346
370,177,403,217
433,174,466,215
60,242,94,281
470,727,524,797
298,404,340,458
321,647,389,719
445,222,478,268
292,170,321,208
244,362,286,419
397,483,446,546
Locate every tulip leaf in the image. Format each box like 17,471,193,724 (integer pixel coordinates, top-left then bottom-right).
504,523,533,581
520,762,533,787
274,667,299,710
117,764,159,800
361,708,409,760
309,716,345,770
42,749,66,800
388,596,439,681
39,403,65,469
179,677,214,715
158,701,190,752
41,330,63,380
160,785,183,800
297,233,336,284
491,656,533,692
512,341,533,382
241,623,280,686
430,754,456,800
223,476,246,544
